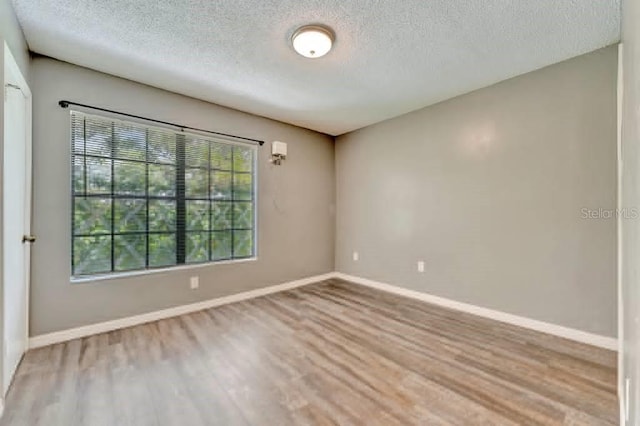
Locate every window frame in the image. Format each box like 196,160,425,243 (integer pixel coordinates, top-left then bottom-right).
69,110,258,280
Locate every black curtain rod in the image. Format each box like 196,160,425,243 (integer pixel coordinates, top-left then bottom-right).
58,100,264,146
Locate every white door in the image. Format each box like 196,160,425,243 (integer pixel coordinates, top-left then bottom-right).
2,45,31,396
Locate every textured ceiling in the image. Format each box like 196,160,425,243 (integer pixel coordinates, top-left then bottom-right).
12,0,620,135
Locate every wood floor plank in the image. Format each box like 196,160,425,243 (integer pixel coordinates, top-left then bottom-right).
0,279,618,425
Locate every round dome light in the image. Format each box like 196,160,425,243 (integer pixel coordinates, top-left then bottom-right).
292,25,334,59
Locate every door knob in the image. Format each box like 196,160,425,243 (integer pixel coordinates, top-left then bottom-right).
22,235,36,243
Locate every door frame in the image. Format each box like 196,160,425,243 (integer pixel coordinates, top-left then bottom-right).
1,41,32,397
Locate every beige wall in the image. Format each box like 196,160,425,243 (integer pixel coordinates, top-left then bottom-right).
0,0,29,79
30,57,335,336
621,0,640,421
336,46,618,337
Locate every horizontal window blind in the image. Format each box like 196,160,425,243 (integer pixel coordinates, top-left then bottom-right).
71,111,256,277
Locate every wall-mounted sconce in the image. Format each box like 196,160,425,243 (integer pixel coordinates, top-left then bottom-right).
271,141,287,165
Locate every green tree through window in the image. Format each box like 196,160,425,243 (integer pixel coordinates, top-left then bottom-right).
71,111,256,276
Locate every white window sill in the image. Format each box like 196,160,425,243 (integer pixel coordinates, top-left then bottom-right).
70,257,257,284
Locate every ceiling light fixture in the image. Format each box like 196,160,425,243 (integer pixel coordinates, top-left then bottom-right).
292,25,334,59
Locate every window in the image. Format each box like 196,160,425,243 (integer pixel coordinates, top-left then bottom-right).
71,111,256,277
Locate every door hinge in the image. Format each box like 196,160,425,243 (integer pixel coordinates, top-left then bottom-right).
22,235,36,244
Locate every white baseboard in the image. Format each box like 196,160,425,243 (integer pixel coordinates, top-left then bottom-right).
333,272,618,351
28,271,617,352
28,273,335,349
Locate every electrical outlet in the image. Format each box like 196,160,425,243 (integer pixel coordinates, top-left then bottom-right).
190,276,199,290
353,251,359,261
417,261,425,273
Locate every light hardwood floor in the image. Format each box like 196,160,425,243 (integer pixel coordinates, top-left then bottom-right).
2,279,617,425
